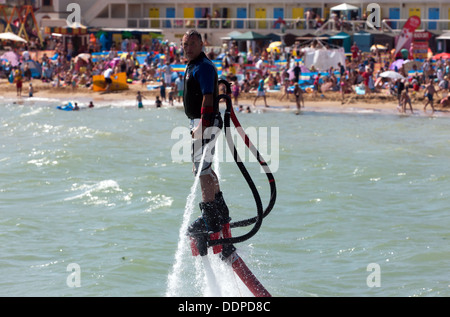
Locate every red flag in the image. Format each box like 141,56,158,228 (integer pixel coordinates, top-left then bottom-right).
394,16,421,56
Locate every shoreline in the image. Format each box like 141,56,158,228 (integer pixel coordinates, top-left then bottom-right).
2,79,449,117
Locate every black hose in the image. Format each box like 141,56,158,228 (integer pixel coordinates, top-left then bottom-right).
207,79,277,247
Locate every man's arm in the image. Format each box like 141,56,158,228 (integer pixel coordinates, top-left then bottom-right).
192,94,214,139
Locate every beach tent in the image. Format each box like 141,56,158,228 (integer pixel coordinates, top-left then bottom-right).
329,32,351,53
296,33,330,47
303,48,346,71
282,33,297,46
231,31,270,41
330,3,359,19
231,31,271,53
436,32,450,53
62,22,88,35
20,60,42,78
372,33,395,50
266,33,281,42
330,3,359,11
353,31,372,52
221,31,242,41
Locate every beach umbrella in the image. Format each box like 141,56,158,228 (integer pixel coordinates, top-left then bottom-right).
76,53,91,63
432,52,450,60
266,41,282,53
268,41,282,48
389,59,405,71
0,51,20,66
380,71,405,80
370,44,387,51
0,32,27,43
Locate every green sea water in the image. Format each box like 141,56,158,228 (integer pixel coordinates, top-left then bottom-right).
0,96,449,297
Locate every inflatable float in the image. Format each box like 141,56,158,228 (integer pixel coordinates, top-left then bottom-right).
57,102,77,111
92,72,129,92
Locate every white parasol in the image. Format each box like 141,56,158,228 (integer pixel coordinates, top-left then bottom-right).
330,3,359,11
379,71,405,80
0,32,27,43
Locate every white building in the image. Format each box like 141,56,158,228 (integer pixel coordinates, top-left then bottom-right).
32,0,450,46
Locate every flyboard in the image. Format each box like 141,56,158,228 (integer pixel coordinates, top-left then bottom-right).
186,79,277,297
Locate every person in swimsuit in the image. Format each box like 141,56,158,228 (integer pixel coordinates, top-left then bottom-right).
423,80,439,114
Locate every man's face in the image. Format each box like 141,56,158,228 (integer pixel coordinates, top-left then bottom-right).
182,35,203,62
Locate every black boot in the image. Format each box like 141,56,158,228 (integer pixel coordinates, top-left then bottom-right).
214,191,231,225
187,192,230,236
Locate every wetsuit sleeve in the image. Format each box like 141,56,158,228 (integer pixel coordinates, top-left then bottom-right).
195,63,216,95
192,62,217,127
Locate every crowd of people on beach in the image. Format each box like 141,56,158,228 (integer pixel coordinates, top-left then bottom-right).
1,33,449,114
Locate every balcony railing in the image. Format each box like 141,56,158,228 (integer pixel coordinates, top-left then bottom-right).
129,17,450,33
129,17,316,31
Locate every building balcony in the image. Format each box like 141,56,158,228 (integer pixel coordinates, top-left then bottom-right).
126,17,450,35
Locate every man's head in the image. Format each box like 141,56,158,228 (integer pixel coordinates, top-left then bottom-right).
182,29,203,62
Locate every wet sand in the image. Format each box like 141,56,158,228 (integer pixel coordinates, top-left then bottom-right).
2,78,449,116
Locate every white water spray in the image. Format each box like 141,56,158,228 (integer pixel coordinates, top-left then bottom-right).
166,127,253,297
165,143,205,296
166,136,215,296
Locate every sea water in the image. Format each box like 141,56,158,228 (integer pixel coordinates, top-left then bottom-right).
0,96,449,297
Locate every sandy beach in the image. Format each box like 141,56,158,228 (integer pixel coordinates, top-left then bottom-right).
2,78,449,116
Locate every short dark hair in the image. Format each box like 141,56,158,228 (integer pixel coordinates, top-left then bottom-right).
184,29,202,42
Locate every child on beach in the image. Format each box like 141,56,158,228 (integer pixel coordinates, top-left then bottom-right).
175,73,184,103
313,73,321,98
293,83,304,114
168,84,174,106
28,83,33,97
136,91,146,108
340,77,346,104
160,81,166,102
280,80,291,101
155,96,162,108
253,77,269,107
15,68,23,97
232,79,240,106
400,89,413,114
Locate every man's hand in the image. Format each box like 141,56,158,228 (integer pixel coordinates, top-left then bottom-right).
191,124,204,140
